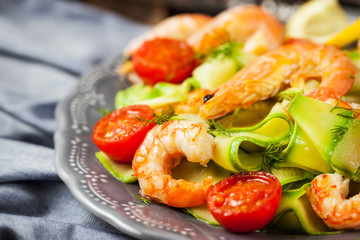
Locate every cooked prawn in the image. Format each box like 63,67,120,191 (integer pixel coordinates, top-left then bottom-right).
172,89,213,114
200,40,356,119
187,5,285,55
123,14,212,56
132,119,214,208
307,173,360,230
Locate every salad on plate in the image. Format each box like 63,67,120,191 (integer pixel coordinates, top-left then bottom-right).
90,0,360,235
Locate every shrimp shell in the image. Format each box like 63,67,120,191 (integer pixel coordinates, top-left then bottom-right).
187,5,285,55
200,40,356,119
132,120,214,208
172,89,213,115
307,173,360,230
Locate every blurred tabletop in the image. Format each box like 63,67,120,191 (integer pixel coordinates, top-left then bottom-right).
0,0,147,239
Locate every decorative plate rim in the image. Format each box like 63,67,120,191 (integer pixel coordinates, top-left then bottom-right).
54,56,230,240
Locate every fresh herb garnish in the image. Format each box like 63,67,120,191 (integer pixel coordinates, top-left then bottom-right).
261,144,283,172
331,125,348,143
207,42,242,62
207,119,231,137
137,108,177,126
330,99,360,119
133,195,151,205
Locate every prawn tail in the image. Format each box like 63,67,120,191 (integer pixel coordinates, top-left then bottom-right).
163,177,213,208
307,173,360,230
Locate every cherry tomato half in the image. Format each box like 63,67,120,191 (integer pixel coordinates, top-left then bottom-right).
91,105,155,163
132,38,197,85
207,171,282,233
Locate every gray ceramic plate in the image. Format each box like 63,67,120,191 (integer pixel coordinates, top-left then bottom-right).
54,56,358,240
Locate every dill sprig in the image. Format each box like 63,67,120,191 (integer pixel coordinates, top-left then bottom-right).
331,125,348,143
330,99,360,119
133,195,151,205
136,108,176,127
261,144,283,172
206,42,242,62
207,119,231,137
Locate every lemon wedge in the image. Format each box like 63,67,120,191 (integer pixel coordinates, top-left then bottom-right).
286,0,349,44
326,18,360,47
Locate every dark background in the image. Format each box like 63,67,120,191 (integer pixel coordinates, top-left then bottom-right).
83,0,360,24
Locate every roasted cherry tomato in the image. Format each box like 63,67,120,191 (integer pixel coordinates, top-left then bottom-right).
207,171,282,233
91,105,155,163
131,38,196,85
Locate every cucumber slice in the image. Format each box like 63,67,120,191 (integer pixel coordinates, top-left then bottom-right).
230,103,293,138
172,160,231,184
114,83,152,109
114,78,200,109
267,211,304,234
192,42,257,90
271,167,315,186
185,204,220,225
331,119,360,181
193,57,238,90
278,124,333,174
288,94,352,164
213,103,293,172
265,183,340,235
219,99,276,128
95,151,137,183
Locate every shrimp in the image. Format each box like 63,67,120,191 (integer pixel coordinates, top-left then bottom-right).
200,40,356,119
172,89,213,114
123,14,212,56
307,173,360,230
132,120,215,208
187,5,285,56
